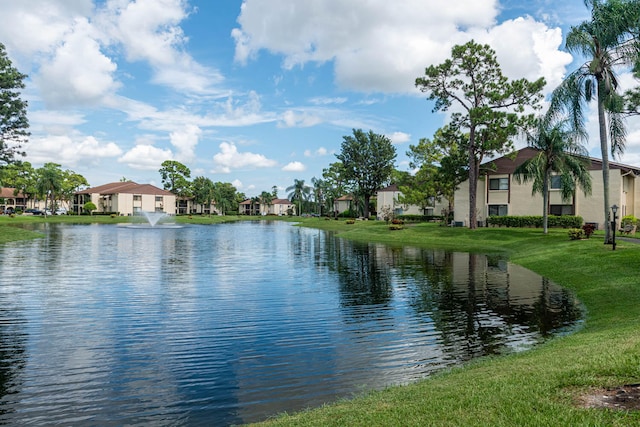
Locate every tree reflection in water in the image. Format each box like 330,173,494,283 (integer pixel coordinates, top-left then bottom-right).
323,241,582,361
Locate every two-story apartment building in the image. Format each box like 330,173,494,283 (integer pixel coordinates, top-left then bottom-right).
453,147,640,229
74,182,176,216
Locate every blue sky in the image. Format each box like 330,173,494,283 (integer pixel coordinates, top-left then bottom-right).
2,0,639,197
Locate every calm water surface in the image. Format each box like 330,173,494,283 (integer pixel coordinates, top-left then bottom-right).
0,221,581,425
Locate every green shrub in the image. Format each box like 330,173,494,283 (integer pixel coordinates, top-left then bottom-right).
345,219,355,224
487,215,583,229
396,214,443,223
388,224,404,230
621,215,638,227
338,209,356,218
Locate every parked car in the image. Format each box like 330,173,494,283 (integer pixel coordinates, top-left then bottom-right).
55,208,67,215
42,209,52,216
24,208,42,215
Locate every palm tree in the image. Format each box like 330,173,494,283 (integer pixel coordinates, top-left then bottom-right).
514,112,593,234
250,196,260,215
35,163,62,215
286,179,310,216
552,0,640,242
311,177,326,216
260,191,274,215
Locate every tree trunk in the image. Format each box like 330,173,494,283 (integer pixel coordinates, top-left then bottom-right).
597,88,611,244
363,195,370,218
542,173,549,235
468,134,478,229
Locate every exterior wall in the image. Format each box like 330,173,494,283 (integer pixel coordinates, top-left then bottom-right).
271,202,294,215
454,167,636,229
335,199,352,214
95,193,176,216
258,201,294,215
376,188,448,220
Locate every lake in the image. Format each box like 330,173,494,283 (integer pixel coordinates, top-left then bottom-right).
0,221,582,425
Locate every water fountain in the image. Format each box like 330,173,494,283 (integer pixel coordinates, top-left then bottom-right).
142,211,168,227
121,211,182,228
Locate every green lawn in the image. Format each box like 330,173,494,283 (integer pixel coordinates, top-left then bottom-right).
2,216,639,426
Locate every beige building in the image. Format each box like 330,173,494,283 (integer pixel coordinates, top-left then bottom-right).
74,182,176,216
334,194,354,216
239,198,295,216
376,184,449,220
454,147,640,229
0,188,29,213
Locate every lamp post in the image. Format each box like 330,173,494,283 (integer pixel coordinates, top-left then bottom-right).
611,204,618,251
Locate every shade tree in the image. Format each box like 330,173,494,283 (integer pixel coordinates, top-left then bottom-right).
335,129,396,219
402,125,468,216
0,43,29,167
416,40,545,228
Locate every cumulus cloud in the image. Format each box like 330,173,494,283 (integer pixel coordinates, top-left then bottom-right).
169,124,202,163
212,142,278,173
472,16,573,91
99,0,223,93
118,144,173,170
26,134,122,167
388,131,411,144
282,161,306,172
232,0,571,95
36,18,120,108
4,0,224,109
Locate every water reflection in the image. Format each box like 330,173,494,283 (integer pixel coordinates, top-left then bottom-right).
0,222,581,425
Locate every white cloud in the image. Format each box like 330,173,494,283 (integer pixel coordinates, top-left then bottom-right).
280,110,323,128
232,179,244,190
304,147,329,157
118,144,173,170
26,133,122,167
233,0,570,96
35,17,120,108
472,16,573,91
100,0,224,93
212,142,278,173
4,0,224,109
388,131,411,144
169,124,202,163
282,161,306,172
0,0,93,57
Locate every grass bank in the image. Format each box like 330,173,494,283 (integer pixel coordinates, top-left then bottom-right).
0,213,245,245
2,216,638,425
252,219,640,426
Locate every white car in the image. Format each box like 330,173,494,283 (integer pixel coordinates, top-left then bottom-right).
55,208,67,215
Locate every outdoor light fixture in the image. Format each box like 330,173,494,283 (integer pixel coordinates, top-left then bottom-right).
611,204,618,251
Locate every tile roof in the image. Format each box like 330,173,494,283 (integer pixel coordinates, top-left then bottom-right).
76,182,174,196
486,147,640,175
0,187,25,198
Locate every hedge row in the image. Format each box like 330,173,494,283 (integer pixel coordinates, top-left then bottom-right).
396,214,444,222
487,215,583,229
